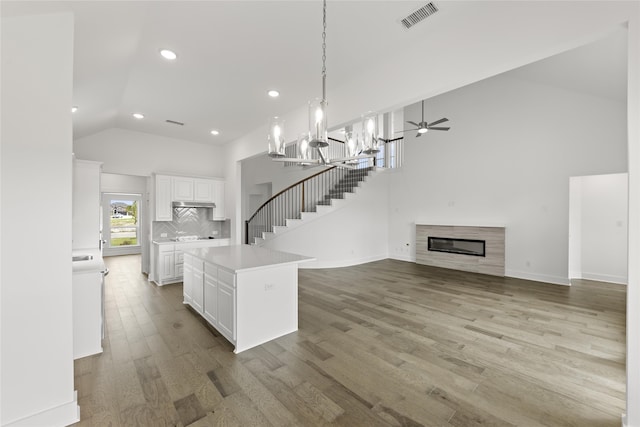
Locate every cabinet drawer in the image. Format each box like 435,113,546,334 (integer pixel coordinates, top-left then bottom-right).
158,244,175,252
218,268,235,288
204,263,217,277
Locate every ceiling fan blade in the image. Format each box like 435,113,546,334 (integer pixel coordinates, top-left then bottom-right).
428,118,449,126
428,127,450,131
395,128,418,133
416,132,422,138
406,121,420,127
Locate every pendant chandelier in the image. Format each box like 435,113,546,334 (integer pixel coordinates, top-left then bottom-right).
267,0,379,169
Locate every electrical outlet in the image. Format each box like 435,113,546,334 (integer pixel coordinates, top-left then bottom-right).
264,283,275,291
211,230,219,235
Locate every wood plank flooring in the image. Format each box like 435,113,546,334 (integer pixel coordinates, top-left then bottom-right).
72,255,626,426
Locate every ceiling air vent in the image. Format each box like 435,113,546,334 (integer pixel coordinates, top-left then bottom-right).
165,119,184,126
401,2,439,29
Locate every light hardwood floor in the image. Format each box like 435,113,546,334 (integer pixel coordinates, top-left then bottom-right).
73,255,626,426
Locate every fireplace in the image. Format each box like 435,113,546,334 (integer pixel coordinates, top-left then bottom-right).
428,237,486,257
416,225,505,276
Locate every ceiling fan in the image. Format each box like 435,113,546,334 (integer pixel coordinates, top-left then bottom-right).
397,100,450,137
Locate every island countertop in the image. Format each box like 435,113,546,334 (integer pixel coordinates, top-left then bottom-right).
183,244,314,273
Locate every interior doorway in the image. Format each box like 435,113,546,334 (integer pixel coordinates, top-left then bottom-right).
568,173,628,284
102,192,142,256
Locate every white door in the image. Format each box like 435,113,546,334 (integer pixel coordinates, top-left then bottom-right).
102,193,142,256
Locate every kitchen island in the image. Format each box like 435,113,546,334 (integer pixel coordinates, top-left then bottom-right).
182,245,314,353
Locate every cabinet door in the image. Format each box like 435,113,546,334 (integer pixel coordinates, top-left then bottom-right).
174,250,184,279
192,259,204,314
155,175,172,221
173,177,194,201
211,180,226,220
183,254,193,305
194,178,215,202
159,252,175,280
217,282,235,340
203,263,218,326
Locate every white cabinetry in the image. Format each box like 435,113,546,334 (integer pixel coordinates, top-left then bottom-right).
172,177,195,201
153,174,225,217
157,244,176,283
216,268,236,340
194,178,215,202
211,180,226,220
155,174,173,221
181,246,311,353
183,254,206,317
153,239,230,286
203,264,218,325
183,253,193,304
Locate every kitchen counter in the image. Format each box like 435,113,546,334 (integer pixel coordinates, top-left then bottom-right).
184,244,314,273
153,237,230,245
182,245,314,353
72,248,106,274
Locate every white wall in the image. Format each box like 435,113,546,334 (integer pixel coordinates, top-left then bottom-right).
74,127,224,178
570,173,628,284
387,74,627,285
625,9,640,427
1,12,79,426
261,171,390,268
101,172,147,194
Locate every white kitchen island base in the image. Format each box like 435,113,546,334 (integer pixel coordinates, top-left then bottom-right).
183,245,313,353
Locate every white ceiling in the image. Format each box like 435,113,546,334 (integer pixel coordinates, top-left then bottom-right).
2,1,627,146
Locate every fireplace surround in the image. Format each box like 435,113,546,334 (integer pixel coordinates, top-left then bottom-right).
416,225,505,276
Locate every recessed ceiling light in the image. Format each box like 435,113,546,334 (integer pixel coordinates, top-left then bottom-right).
210,130,220,136
159,49,177,60
132,113,145,119
268,90,280,98
71,106,78,113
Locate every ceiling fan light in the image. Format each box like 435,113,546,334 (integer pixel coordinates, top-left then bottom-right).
418,128,428,134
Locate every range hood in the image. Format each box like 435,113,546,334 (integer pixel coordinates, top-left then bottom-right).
172,201,216,208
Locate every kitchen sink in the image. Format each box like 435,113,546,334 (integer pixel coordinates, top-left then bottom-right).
72,255,94,262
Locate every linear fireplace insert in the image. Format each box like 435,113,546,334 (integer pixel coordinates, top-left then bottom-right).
428,236,486,257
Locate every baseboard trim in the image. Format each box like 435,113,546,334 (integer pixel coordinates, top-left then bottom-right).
299,254,387,269
4,391,79,427
581,272,628,285
505,269,571,286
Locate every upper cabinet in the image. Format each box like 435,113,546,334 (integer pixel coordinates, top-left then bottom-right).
173,177,195,201
211,180,226,220
194,178,215,202
155,175,173,221
153,173,225,221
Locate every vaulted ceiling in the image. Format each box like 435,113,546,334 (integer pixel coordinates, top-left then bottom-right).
2,1,627,146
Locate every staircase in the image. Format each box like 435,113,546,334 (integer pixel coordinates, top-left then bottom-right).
245,166,376,245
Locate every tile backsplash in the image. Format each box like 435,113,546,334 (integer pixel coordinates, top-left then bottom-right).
152,207,230,240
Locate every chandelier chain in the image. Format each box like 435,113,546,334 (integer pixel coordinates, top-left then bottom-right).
321,0,327,100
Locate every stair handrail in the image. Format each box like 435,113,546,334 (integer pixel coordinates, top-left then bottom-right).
245,166,337,244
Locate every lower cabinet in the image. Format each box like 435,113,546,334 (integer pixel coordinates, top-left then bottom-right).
184,255,236,343
203,263,218,325
153,239,230,286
